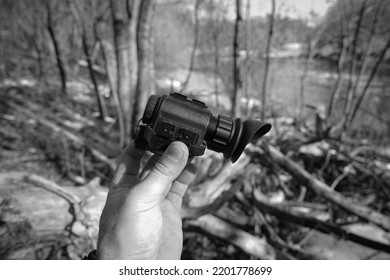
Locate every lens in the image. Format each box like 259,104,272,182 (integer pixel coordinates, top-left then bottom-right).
206,116,271,163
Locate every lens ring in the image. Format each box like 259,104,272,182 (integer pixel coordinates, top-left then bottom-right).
208,115,233,152
223,118,243,160
142,95,159,124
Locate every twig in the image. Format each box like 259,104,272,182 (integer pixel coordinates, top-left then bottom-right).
330,171,349,190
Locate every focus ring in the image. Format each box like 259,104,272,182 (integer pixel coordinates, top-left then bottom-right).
209,115,233,152
143,95,158,124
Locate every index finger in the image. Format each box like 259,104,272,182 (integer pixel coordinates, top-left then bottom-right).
110,142,146,187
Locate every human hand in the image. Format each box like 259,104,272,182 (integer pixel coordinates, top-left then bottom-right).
96,141,196,259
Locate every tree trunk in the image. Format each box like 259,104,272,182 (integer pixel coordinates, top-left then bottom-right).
69,0,107,120
181,0,201,92
213,30,220,107
133,0,156,125
342,0,367,130
345,0,386,127
95,18,126,147
260,0,275,120
327,0,349,120
298,35,316,121
243,0,251,116
231,0,243,118
347,35,390,127
81,34,107,120
46,0,67,95
110,0,140,143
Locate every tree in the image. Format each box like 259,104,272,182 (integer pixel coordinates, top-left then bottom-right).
110,0,140,144
69,0,107,120
46,0,68,94
231,0,243,118
320,0,390,134
260,0,275,120
181,0,202,92
133,0,156,124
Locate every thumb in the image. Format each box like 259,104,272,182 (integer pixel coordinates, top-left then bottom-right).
138,141,189,197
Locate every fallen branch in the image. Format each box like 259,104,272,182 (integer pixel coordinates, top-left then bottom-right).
257,143,390,232
182,180,242,219
0,172,87,236
0,155,46,167
251,188,390,254
8,101,115,171
185,214,275,260
188,155,250,207
236,189,325,259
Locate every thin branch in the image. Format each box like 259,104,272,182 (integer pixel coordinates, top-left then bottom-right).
260,0,275,120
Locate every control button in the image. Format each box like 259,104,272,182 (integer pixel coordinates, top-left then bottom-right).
178,129,197,145
156,121,177,139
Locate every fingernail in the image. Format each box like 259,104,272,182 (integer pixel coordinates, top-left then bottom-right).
167,143,184,162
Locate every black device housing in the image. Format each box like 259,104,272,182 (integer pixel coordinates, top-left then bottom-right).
133,93,271,163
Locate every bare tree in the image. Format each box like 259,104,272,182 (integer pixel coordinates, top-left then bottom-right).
181,0,202,92
133,0,156,124
243,0,251,116
298,10,321,122
231,0,243,118
92,0,126,146
327,0,349,119
341,0,367,130
347,34,390,127
69,0,107,120
110,0,141,142
46,0,67,94
260,0,275,120
345,0,386,127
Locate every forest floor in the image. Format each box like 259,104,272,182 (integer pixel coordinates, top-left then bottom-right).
1,80,390,260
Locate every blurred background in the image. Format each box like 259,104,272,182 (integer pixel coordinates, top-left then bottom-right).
0,0,389,259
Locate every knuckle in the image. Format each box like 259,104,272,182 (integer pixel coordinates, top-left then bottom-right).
153,159,175,178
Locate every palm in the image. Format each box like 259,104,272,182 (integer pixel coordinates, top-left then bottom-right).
159,200,184,259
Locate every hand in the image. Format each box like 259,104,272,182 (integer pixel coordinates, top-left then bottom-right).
96,141,196,259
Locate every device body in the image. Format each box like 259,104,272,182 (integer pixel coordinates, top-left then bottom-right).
133,93,271,163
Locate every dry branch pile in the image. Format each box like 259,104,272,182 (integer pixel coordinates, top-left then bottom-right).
1,85,389,259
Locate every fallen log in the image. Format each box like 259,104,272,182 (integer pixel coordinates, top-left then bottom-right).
0,172,107,259
235,190,326,259
258,143,390,232
250,188,390,254
187,155,250,207
182,180,242,219
8,102,116,171
185,214,276,260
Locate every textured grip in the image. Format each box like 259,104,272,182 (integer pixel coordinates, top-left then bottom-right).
208,115,233,152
